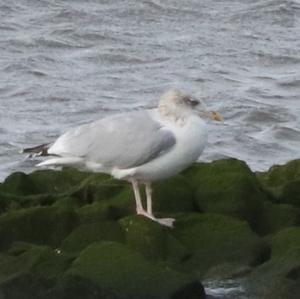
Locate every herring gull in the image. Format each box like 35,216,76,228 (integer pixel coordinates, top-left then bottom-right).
23,89,223,227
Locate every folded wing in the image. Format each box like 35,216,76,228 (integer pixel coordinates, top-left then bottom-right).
48,110,176,169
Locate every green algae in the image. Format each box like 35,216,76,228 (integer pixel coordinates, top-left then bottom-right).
0,206,79,250
0,158,299,298
172,213,264,276
61,221,125,253
184,159,267,232
68,241,205,299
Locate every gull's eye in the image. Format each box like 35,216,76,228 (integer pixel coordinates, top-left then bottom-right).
184,96,199,107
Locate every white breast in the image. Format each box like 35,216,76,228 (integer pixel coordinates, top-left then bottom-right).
131,115,208,182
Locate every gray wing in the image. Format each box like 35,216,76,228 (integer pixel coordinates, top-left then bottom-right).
48,110,176,169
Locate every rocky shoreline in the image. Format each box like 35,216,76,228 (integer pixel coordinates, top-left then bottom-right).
0,158,299,299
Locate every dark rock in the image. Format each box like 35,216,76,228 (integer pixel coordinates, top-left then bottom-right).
259,202,300,235
68,241,206,299
0,169,90,196
70,175,126,204
0,172,41,196
172,213,264,276
77,187,135,223
280,180,300,208
45,275,121,299
77,201,121,223
103,187,135,217
0,243,73,299
152,175,196,213
170,281,205,299
3,158,300,298
119,215,190,264
119,215,168,261
184,159,267,232
271,227,300,256
257,159,300,207
0,191,62,215
247,227,300,299
0,206,79,250
61,221,125,253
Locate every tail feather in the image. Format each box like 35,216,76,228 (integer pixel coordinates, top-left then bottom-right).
37,157,83,167
22,143,52,157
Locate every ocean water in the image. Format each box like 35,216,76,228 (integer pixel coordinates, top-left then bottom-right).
1,0,300,181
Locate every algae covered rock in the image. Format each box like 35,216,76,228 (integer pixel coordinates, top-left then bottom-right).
68,241,205,299
0,169,90,196
45,275,121,299
0,206,79,250
3,158,300,298
247,227,300,299
257,159,300,207
0,172,41,195
119,216,168,261
259,202,300,235
152,175,195,213
271,227,300,256
119,215,190,264
0,243,73,299
61,221,125,253
184,159,267,232
172,213,265,276
70,174,126,204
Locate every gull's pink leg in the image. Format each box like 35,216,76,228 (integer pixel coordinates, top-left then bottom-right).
131,180,175,228
145,181,153,215
145,181,175,228
131,179,144,214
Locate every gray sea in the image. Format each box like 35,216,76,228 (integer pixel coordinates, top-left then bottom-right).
1,0,300,181
1,1,299,297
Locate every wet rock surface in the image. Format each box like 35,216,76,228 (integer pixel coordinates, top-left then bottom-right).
0,159,299,298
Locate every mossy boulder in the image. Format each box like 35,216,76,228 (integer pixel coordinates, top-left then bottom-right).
61,221,125,253
0,206,79,250
27,168,92,194
77,187,135,223
152,175,195,213
0,169,118,213
40,172,127,209
45,275,121,299
77,201,121,223
0,172,41,196
257,159,300,207
4,159,300,298
0,243,73,299
280,180,300,208
69,175,126,204
0,169,125,212
271,227,300,256
172,213,265,276
68,241,205,299
259,202,300,235
0,169,90,196
247,227,300,299
119,216,190,264
184,159,267,232
0,191,66,215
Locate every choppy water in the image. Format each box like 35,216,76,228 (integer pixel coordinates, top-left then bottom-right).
1,0,300,181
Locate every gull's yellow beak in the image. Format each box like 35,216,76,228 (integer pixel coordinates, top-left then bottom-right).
209,111,223,121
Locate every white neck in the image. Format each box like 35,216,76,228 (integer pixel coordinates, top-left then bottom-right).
158,104,191,126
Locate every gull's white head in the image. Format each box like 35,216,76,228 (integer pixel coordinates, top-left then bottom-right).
158,89,223,122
